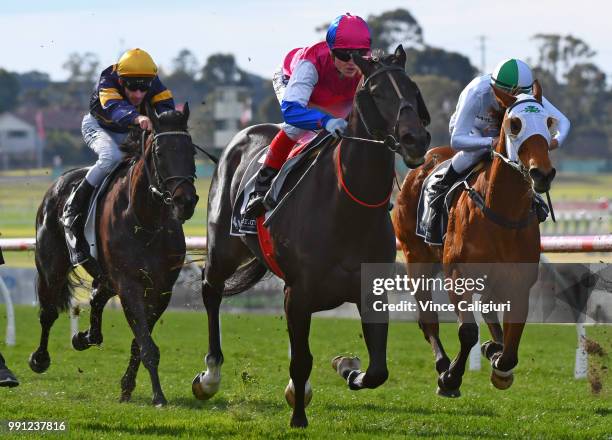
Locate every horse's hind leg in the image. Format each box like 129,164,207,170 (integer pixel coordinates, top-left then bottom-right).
29,268,70,373
192,242,250,401
481,309,504,360
72,282,114,351
284,286,313,428
120,339,140,402
416,287,451,374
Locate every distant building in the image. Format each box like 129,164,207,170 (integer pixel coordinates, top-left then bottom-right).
0,112,42,169
212,86,252,149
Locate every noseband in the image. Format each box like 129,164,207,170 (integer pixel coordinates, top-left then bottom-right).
140,130,196,205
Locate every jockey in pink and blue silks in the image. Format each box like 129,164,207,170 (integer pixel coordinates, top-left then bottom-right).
244,13,371,218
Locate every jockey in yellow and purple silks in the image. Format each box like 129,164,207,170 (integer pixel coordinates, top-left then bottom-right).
61,48,175,265
244,13,371,218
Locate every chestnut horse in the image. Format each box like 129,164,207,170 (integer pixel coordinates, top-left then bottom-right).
393,82,557,397
29,106,199,406
192,46,431,427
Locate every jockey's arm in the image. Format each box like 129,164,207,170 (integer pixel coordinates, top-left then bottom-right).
149,77,175,114
280,60,333,130
449,89,495,151
542,96,570,148
98,85,141,128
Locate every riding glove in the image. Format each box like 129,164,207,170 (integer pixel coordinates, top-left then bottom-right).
325,118,348,138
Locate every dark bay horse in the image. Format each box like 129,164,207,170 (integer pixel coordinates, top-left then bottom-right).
393,82,557,397
30,106,198,406
191,46,431,427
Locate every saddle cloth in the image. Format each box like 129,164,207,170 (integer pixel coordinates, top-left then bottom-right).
83,162,125,260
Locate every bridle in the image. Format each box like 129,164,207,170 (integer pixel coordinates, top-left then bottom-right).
342,64,426,152
140,130,196,205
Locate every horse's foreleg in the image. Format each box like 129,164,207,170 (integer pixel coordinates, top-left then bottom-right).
352,320,389,389
437,291,478,398
72,283,114,351
192,279,224,401
488,294,529,390
119,283,166,407
285,286,313,428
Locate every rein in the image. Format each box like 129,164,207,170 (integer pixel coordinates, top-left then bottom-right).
333,64,416,209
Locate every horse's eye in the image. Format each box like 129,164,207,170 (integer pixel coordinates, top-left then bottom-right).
509,117,522,136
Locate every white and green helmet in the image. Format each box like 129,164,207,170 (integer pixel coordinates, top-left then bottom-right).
491,58,534,94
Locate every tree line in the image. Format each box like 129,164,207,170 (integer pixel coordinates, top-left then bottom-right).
0,8,608,165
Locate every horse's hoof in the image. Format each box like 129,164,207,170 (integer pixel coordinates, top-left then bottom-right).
119,392,132,403
0,368,19,388
153,396,168,408
28,351,50,374
491,369,514,390
481,340,503,360
71,332,92,351
192,371,220,400
290,414,308,428
331,356,361,378
284,379,313,408
436,386,461,398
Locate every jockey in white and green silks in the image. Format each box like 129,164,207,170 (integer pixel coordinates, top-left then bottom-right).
429,58,570,209
449,58,570,174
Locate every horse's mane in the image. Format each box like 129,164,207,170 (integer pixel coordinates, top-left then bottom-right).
118,109,189,160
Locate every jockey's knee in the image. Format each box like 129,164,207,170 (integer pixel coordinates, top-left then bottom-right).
281,124,306,142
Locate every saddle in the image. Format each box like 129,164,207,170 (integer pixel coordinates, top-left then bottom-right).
416,159,549,245
231,132,334,236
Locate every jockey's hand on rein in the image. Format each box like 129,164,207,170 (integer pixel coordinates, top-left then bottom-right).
325,118,348,139
134,115,153,132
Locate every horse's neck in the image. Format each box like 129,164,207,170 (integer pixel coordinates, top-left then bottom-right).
484,148,532,220
129,157,167,229
336,111,395,205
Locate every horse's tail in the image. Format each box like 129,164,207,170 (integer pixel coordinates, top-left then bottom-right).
222,258,268,297
34,268,81,313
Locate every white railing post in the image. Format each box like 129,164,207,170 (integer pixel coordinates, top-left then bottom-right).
574,323,588,379
0,276,16,346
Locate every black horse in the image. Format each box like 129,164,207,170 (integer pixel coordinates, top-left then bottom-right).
29,106,198,406
192,46,431,427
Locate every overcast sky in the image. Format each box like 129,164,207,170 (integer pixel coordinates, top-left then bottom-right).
1,0,610,81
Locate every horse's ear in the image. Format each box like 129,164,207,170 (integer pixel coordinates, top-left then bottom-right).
415,85,431,127
532,79,542,103
351,53,373,77
182,102,190,123
492,85,516,109
145,101,160,131
393,44,406,68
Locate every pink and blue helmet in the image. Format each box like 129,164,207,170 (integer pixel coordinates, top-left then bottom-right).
326,13,371,50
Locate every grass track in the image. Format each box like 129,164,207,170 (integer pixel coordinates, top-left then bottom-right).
0,306,609,439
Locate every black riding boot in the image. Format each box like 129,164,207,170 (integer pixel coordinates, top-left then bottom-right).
425,164,460,242
0,352,19,387
244,166,280,219
61,179,95,266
